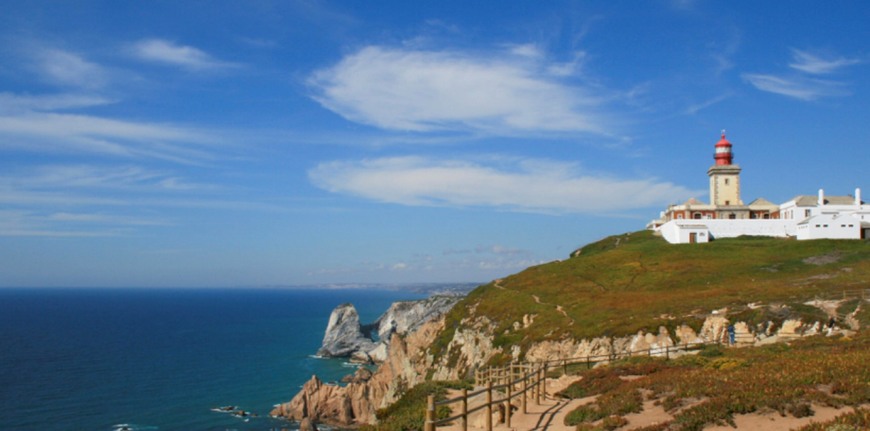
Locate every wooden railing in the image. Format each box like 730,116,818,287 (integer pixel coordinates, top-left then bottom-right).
425,363,548,431
423,288,870,431
425,342,710,431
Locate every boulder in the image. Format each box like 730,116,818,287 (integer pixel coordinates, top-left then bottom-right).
299,417,319,431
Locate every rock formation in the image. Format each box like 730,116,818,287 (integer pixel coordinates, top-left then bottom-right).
316,303,376,358
316,296,462,362
374,295,462,341
271,318,445,426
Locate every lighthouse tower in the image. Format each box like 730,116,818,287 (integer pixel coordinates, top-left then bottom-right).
707,131,742,207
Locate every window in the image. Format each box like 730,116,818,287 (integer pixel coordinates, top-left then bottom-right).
729,214,736,219
677,214,683,219
724,178,730,185
805,209,811,217
725,200,730,205
693,213,702,219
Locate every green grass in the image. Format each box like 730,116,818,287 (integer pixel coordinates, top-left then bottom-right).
432,231,870,365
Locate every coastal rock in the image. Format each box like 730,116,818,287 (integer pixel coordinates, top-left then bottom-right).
317,303,376,358
374,295,462,341
430,316,501,381
366,342,388,363
299,417,319,431
272,318,446,426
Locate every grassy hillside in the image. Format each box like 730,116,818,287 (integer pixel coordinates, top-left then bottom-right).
435,231,870,362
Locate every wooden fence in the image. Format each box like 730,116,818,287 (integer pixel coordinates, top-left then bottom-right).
423,288,870,431
425,342,710,431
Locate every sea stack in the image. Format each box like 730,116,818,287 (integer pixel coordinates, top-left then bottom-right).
316,303,376,358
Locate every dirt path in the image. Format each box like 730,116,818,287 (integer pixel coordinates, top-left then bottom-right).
494,281,575,326
438,375,587,431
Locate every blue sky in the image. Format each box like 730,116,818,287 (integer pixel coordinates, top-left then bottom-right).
1,1,868,287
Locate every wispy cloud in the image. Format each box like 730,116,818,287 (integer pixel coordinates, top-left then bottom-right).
0,110,216,163
685,93,732,115
309,156,699,214
743,48,860,101
788,49,861,75
308,45,615,136
742,74,847,101
0,92,115,113
35,49,108,89
132,39,237,70
0,208,167,237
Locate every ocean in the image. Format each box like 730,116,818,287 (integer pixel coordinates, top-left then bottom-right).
0,287,429,431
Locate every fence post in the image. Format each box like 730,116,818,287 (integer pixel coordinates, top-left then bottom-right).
486,381,492,431
505,371,513,428
536,365,543,404
531,365,537,404
522,368,528,414
541,363,547,398
425,395,435,431
461,388,468,431
665,345,670,360
562,358,567,376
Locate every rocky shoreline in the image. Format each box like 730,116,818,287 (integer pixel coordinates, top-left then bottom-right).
271,296,862,428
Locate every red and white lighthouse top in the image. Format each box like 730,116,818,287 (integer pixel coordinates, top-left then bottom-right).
714,130,733,165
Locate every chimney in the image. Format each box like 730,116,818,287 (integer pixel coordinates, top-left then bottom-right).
818,189,825,206
857,188,862,206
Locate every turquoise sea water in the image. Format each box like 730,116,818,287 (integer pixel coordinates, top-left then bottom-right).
0,288,427,431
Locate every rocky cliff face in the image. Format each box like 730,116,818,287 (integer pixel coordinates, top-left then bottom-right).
271,318,444,426
316,303,377,358
277,298,860,427
375,295,462,341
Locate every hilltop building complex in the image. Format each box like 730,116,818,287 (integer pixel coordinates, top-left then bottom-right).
649,132,868,244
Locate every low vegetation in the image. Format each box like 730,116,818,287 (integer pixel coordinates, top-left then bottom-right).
359,380,471,431
432,231,870,364
558,332,870,430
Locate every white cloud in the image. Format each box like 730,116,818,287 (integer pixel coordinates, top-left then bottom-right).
788,49,861,75
132,39,236,70
309,156,699,214
35,49,107,89
743,48,859,101
0,92,115,113
685,93,732,115
741,74,847,101
308,46,613,135
0,110,215,163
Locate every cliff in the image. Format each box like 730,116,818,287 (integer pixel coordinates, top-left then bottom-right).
274,298,861,427
274,232,870,427
271,317,444,425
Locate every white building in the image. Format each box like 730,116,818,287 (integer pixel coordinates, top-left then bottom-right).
652,133,868,244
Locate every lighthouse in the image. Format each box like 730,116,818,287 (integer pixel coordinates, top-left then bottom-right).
707,130,743,208
714,130,734,165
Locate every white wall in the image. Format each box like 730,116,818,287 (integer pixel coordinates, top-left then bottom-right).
659,222,710,244
796,214,862,240
659,219,797,244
